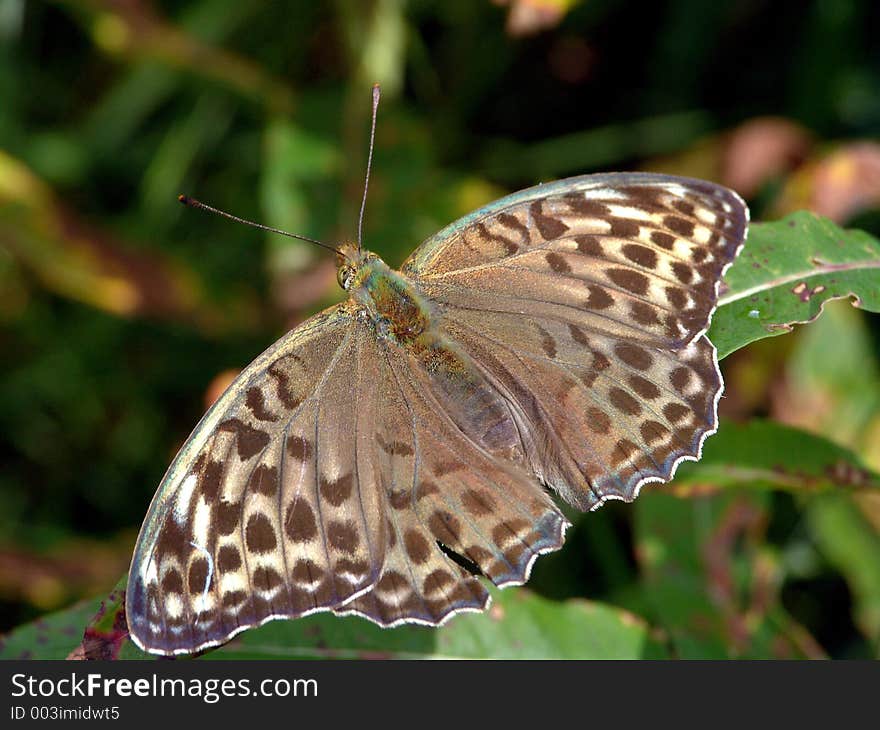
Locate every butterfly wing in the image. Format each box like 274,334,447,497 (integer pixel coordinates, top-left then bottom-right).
334,329,567,626
403,173,748,510
126,305,391,655
128,302,568,652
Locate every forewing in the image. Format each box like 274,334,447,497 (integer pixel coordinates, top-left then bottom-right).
126,305,387,655
404,173,748,510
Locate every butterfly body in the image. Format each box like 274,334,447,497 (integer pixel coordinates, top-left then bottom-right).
343,247,433,345
128,172,748,655
341,246,519,461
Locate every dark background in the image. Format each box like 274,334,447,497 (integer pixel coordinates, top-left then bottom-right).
1,0,879,658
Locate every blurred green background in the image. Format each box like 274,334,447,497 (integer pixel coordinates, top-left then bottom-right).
1,0,879,658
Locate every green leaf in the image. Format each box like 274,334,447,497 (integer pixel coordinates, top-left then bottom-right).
434,587,667,659
0,599,101,660
783,300,880,452
635,490,824,658
202,587,665,659
672,420,880,493
711,211,880,359
807,495,880,645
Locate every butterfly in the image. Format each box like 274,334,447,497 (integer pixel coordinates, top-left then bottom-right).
126,97,748,656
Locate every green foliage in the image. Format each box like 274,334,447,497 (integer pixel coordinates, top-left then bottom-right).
675,420,880,493
711,213,880,359
0,599,101,661
1,0,879,660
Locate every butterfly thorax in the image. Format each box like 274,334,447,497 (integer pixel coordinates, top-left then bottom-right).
339,246,433,344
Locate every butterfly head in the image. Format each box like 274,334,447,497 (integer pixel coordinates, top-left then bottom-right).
336,242,373,291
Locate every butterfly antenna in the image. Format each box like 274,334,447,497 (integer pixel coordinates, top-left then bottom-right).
177,195,344,257
357,83,381,254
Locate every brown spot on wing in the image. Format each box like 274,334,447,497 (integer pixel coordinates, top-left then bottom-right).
461,489,496,517
156,514,187,560
607,268,649,295
691,247,709,263
216,501,241,536
650,230,675,250
334,558,369,580
584,284,614,310
592,351,611,371
672,200,695,216
475,222,518,256
615,343,653,370
417,480,440,499
218,419,270,461
545,251,571,273
222,590,247,609
428,511,462,544
536,324,557,358
199,460,224,501
217,545,242,572
292,559,324,584
253,566,283,591
568,323,590,346
575,235,603,256
671,262,694,284
388,490,410,510
630,301,660,326
530,200,569,239
246,387,278,422
629,375,661,400
663,402,691,423
433,461,464,477
640,420,670,444
664,216,695,237
404,529,431,564
423,569,456,596
619,185,667,211
161,570,183,594
245,513,276,553
188,559,209,593
665,286,688,310
287,435,313,461
492,519,530,547
580,370,598,388
496,212,530,240
267,360,302,409
320,473,353,507
285,500,317,543
622,243,658,269
611,438,639,467
670,367,691,391
610,387,641,416
327,520,359,555
249,464,278,497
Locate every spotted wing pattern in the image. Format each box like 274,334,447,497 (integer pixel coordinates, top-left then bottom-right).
127,306,567,654
405,173,748,510
334,331,566,626
126,307,373,654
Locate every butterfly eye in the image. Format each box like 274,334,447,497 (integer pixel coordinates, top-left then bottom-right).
337,265,356,291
